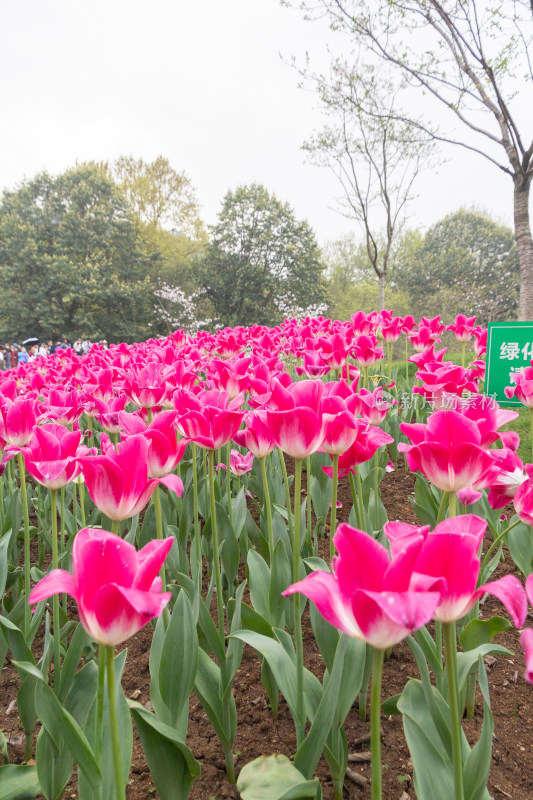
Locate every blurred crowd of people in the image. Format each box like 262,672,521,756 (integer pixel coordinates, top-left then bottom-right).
0,337,109,369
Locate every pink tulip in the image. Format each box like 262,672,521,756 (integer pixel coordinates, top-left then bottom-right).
359,387,397,424
83,394,128,434
176,389,245,450
283,523,442,649
384,515,527,626
233,410,277,458
352,335,383,368
79,435,183,520
521,576,533,684
408,326,441,353
473,327,488,358
123,362,172,409
265,378,326,460
43,388,84,426
29,528,172,646
229,449,254,476
447,314,477,343
323,421,393,478
505,365,533,408
399,409,498,492
456,394,519,450
0,396,41,446
7,423,92,490
512,465,533,526
118,409,186,478
295,350,331,378
486,449,526,509
208,356,251,399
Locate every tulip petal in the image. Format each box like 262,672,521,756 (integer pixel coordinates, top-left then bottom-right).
282,571,361,638
134,537,174,591
475,574,527,628
88,583,171,646
29,569,78,605
520,628,533,684
333,523,390,594
351,589,441,649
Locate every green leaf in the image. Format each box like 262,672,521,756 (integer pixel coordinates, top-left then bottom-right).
381,693,401,715
247,550,271,621
269,539,291,627
159,592,198,730
507,521,533,576
398,680,455,800
0,764,41,800
129,702,201,800
459,616,511,652
193,649,235,751
237,754,322,800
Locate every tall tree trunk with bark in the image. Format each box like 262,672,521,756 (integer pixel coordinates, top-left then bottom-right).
514,179,533,320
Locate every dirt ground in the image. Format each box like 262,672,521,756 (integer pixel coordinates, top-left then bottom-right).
2,462,532,799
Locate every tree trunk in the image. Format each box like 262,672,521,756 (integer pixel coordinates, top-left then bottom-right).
515,178,533,320
378,272,385,311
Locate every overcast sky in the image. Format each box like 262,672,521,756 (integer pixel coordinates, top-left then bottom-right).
0,0,515,245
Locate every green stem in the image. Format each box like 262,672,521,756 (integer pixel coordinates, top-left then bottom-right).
18,453,31,638
50,489,61,692
436,490,449,524
208,450,225,643
356,466,365,531
306,455,312,549
60,487,67,612
279,448,293,537
226,442,233,525
479,517,520,580
192,443,201,590
443,622,465,800
370,647,385,800
448,491,457,518
79,481,86,527
94,645,106,800
293,459,305,748
106,646,126,800
259,457,274,562
152,485,166,588
330,454,339,561
0,466,5,529
373,451,379,527
349,473,364,530
461,341,466,369
37,483,44,567
111,519,120,535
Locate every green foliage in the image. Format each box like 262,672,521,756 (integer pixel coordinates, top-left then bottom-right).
199,184,327,327
0,164,157,343
394,209,519,324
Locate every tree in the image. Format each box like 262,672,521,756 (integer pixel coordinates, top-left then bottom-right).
302,66,434,308
0,164,157,343
394,208,519,323
112,155,205,239
199,184,327,328
291,0,533,318
324,234,412,319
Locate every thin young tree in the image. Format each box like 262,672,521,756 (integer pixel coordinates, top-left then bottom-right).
290,0,533,318
303,66,434,308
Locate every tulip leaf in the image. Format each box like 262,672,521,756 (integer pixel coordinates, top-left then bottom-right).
309,601,339,674
0,535,10,598
237,755,322,800
232,487,247,538
295,635,356,778
381,693,401,715
248,550,272,621
193,648,236,750
0,764,41,800
129,702,201,800
398,680,455,800
459,617,511,652
12,661,101,796
174,572,225,662
58,622,88,702
239,602,276,640
269,539,291,627
159,592,198,731
507,520,533,576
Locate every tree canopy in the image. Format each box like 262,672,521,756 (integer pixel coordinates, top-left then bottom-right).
0,164,157,343
199,184,327,328
394,208,519,324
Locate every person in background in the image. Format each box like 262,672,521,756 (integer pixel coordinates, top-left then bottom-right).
0,345,5,370
4,346,11,369
11,344,19,367
18,346,29,364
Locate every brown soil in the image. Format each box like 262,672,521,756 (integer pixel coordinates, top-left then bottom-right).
2,463,532,799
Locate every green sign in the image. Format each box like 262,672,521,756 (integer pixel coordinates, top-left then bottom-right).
486,321,533,405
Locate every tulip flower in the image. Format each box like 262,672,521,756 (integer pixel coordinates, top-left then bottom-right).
512,465,533,526
486,449,527,509
447,314,477,343
228,448,254,476
176,389,245,450
323,421,393,479
384,515,527,626
284,522,441,649
505,365,533,408
399,409,498,493
6,423,91,490
265,378,326,460
79,435,183,521
473,327,488,358
359,387,397,424
521,575,533,684
0,396,41,446
352,335,384,368
29,527,173,645
117,409,186,479
233,410,277,458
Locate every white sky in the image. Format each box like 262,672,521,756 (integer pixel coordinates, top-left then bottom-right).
0,0,516,246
